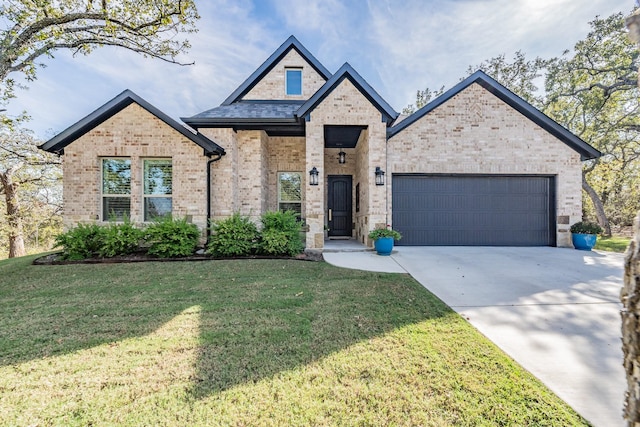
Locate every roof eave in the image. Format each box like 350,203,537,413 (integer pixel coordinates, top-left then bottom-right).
181,117,301,127
39,89,225,157
387,70,601,160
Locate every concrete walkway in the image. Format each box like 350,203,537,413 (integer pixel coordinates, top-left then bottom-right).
323,246,626,427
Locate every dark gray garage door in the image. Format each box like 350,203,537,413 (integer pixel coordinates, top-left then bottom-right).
392,175,555,246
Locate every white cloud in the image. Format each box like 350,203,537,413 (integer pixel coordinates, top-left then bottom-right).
4,0,633,138
365,0,630,110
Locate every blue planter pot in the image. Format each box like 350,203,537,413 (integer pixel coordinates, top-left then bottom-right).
374,237,394,256
572,233,597,251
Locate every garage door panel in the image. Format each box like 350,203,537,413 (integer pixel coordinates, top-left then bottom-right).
392,175,554,246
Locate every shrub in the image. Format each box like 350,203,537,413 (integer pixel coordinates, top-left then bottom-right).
207,213,259,257
54,223,106,260
145,216,200,258
570,221,603,235
258,210,304,256
368,225,402,241
99,220,144,258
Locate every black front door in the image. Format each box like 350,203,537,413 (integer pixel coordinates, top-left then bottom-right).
328,175,352,237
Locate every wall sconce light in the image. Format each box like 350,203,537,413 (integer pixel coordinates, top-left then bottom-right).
309,166,319,186
375,166,385,186
338,150,346,164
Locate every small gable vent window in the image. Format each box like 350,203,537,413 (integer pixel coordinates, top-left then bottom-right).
101,158,131,221
285,68,302,96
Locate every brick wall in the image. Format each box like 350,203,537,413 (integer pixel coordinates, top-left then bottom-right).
237,130,268,222
202,129,308,227
201,128,238,220
62,103,209,231
388,83,582,247
268,137,306,214
242,49,327,100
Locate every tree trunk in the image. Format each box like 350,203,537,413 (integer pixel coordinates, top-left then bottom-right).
582,172,611,236
0,167,26,258
622,211,640,425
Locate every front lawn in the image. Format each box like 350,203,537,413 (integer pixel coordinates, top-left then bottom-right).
595,235,632,253
0,255,588,426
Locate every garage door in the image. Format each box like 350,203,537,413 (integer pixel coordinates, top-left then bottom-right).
392,175,555,246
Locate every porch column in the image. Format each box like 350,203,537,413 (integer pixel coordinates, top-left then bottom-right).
305,120,325,251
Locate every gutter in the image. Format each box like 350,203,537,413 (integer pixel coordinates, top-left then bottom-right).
206,152,225,245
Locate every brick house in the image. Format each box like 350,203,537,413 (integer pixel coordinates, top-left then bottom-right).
40,36,600,251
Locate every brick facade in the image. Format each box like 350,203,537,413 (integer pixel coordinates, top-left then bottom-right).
53,38,593,251
62,104,209,231
388,83,582,247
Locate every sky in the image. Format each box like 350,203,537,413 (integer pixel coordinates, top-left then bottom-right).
3,0,634,140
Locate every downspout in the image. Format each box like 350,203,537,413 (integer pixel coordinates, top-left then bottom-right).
206,153,224,245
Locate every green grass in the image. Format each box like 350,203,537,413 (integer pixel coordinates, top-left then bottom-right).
0,255,589,426
595,235,632,253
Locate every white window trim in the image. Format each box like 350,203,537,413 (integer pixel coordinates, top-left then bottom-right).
100,157,131,222
285,68,303,96
277,171,302,213
142,158,173,222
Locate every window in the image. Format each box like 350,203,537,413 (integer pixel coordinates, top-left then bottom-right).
143,159,172,221
102,158,131,220
285,68,302,95
278,172,302,215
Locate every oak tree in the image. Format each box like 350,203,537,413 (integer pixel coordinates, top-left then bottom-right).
0,125,61,258
0,0,198,105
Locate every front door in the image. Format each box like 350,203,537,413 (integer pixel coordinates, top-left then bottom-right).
328,175,352,237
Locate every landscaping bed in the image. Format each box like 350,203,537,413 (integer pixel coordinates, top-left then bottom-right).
32,250,322,265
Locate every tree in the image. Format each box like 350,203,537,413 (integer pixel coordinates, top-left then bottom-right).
466,51,550,107
544,12,639,235
621,8,640,426
0,0,199,257
0,0,199,106
0,125,61,258
402,86,445,115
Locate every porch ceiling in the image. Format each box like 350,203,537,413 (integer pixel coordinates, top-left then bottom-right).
324,125,367,148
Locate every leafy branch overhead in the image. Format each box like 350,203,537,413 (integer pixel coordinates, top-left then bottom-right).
0,0,199,102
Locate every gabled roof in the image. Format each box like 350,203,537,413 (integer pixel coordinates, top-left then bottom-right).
39,90,225,157
387,70,600,160
297,62,398,125
221,35,332,105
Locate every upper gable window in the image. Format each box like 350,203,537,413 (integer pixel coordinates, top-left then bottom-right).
285,68,302,95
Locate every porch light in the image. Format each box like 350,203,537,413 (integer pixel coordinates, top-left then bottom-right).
375,167,385,186
338,151,346,164
309,167,319,186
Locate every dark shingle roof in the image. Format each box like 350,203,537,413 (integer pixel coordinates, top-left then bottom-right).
39,90,225,157
387,70,601,160
184,100,304,124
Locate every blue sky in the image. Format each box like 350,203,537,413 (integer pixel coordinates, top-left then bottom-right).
4,0,633,140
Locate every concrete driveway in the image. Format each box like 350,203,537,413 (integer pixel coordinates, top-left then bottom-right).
324,246,625,427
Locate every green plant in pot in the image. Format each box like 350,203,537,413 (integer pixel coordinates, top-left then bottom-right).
368,225,402,256
570,221,603,251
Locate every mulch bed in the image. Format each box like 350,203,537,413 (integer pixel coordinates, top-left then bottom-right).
33,251,324,265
